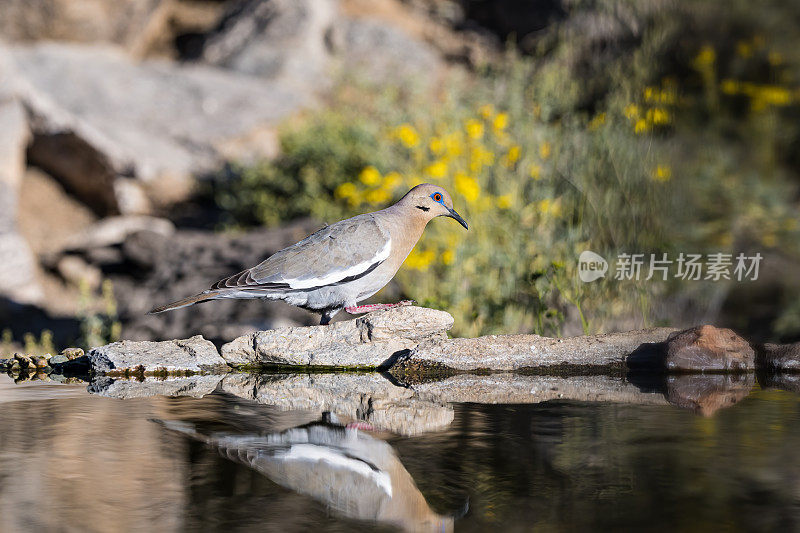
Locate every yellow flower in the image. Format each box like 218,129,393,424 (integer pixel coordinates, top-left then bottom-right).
455,172,480,203
529,164,542,180
537,198,562,217
768,51,784,66
736,41,753,59
505,145,521,165
425,160,448,179
479,104,495,119
648,107,671,125
358,166,381,186
653,165,672,182
429,137,444,154
444,133,463,157
624,104,639,119
634,118,650,134
365,188,390,205
492,112,509,132
721,79,741,95
406,248,436,271
441,250,455,265
394,123,419,148
497,195,513,209
465,119,484,140
588,112,606,131
383,171,402,190
539,142,551,160
335,182,357,199
693,45,716,69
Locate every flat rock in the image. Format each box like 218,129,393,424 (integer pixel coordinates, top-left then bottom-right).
402,327,676,371
221,306,454,369
664,325,755,372
87,335,228,374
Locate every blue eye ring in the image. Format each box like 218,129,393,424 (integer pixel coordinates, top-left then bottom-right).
431,192,443,203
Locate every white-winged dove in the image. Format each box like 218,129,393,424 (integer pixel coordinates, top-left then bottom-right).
149,183,468,324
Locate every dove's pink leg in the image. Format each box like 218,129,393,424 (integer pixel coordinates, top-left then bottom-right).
345,300,415,314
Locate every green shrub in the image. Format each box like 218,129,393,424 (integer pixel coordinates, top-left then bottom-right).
208,1,800,338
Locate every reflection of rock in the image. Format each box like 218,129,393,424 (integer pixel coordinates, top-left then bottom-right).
403,328,676,371
89,374,225,399
664,326,755,372
88,335,228,374
158,416,454,532
759,373,800,394
219,373,454,436
221,306,454,368
413,373,669,406
0,382,187,532
759,342,800,372
664,374,754,416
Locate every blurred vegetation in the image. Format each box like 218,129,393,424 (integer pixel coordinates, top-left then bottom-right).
1,280,120,355
208,0,800,337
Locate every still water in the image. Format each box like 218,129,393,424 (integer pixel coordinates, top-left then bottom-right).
1,372,799,532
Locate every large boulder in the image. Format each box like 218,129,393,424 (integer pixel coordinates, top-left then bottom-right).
0,98,42,304
200,0,442,87
221,306,455,368
201,0,337,85
0,0,168,48
87,334,228,374
664,325,755,372
3,42,309,214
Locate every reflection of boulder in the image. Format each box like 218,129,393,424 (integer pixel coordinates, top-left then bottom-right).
89,374,226,399
158,416,454,532
413,373,669,406
664,374,754,416
220,373,454,436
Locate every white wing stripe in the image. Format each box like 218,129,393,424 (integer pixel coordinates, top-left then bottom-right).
285,239,391,290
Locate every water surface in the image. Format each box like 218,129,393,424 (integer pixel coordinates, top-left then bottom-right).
1,373,799,532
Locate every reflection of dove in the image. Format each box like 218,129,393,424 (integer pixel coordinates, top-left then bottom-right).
155,416,455,532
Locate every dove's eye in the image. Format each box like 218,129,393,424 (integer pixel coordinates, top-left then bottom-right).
431,192,443,203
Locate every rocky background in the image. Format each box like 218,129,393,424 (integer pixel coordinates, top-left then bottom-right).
0,0,507,347
2,0,799,351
